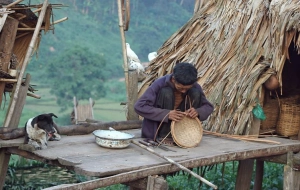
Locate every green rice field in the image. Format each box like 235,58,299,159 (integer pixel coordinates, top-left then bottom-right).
0,86,127,127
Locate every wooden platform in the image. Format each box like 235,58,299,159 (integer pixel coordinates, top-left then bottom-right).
2,129,300,189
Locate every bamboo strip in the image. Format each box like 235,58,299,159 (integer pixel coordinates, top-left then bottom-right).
203,130,280,144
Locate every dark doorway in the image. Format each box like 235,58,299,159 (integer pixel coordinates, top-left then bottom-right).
281,39,300,97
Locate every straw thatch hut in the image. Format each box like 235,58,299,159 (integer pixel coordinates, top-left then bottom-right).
139,0,300,136
0,1,66,102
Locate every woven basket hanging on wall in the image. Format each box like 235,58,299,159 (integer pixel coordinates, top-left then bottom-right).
261,98,280,130
171,116,203,148
276,98,300,136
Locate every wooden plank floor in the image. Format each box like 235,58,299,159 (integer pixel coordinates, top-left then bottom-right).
1,129,300,178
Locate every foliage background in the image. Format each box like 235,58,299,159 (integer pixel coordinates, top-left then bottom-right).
1,0,194,126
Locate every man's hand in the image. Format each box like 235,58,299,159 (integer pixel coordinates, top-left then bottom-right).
168,110,187,121
186,108,198,119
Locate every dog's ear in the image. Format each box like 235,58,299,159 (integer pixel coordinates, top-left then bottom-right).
37,115,45,120
48,113,58,118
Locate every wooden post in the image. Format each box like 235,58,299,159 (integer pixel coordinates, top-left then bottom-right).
284,151,300,189
127,70,138,120
125,178,148,190
124,176,168,190
0,148,10,188
251,117,265,190
117,0,130,117
146,175,168,190
0,74,30,189
253,160,264,190
4,73,31,127
73,96,78,124
235,117,261,189
0,16,19,107
235,159,254,190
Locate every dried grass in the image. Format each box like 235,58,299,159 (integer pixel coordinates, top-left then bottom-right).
139,0,300,135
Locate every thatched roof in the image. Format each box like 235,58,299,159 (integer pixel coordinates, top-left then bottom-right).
0,1,66,93
139,0,300,135
2,2,64,68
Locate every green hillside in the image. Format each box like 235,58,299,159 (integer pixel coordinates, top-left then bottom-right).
1,0,194,126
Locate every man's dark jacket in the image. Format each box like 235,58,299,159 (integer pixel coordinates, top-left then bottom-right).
134,74,214,140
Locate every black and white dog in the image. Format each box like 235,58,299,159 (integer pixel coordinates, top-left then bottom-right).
24,113,61,150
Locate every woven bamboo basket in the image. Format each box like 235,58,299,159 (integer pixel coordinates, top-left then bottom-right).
261,98,280,130
276,100,300,137
171,116,203,148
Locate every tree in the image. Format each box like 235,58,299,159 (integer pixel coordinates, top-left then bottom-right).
44,45,107,110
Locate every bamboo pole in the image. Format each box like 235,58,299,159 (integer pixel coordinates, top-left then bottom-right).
16,32,31,39
3,0,23,8
4,0,49,127
0,79,17,82
51,17,68,25
17,27,46,31
0,16,19,107
33,7,42,13
131,140,218,189
117,0,129,111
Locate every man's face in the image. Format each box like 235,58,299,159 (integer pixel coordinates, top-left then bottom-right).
172,77,193,93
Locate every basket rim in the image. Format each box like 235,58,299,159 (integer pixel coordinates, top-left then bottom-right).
171,116,203,148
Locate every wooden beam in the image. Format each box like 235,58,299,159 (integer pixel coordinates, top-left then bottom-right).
259,152,300,170
0,16,19,107
235,117,261,189
0,120,142,140
259,154,287,164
